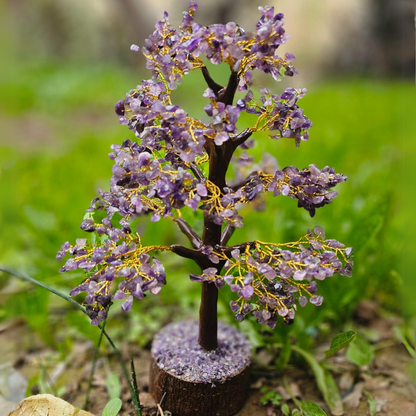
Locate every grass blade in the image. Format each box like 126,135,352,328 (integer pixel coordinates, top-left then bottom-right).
130,357,140,406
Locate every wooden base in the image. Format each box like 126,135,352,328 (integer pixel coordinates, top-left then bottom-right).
149,358,251,416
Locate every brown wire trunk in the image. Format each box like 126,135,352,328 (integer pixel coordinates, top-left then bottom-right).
198,218,221,351
197,70,243,351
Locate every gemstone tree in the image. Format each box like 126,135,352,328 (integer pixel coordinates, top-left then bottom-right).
58,3,353,414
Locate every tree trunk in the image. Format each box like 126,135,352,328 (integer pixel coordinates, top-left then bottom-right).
198,216,222,350
198,280,219,350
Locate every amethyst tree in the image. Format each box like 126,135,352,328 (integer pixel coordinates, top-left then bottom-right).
58,3,352,414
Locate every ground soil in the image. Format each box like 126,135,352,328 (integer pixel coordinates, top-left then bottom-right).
0,301,414,416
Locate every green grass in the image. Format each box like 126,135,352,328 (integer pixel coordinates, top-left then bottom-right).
0,60,411,347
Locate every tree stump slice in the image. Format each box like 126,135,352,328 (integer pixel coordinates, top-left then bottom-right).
149,320,252,416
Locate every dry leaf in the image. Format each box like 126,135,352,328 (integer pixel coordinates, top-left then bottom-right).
0,318,23,333
338,371,354,391
250,377,267,390
266,407,275,416
0,395,18,414
289,382,302,400
354,300,378,324
375,397,388,412
276,385,291,401
138,392,156,410
256,350,274,367
383,369,412,385
362,373,390,390
8,394,95,416
343,382,364,408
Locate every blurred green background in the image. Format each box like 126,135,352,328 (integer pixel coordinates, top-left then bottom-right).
0,0,414,352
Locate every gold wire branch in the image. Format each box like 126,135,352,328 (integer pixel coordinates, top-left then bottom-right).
69,234,174,311
193,233,352,316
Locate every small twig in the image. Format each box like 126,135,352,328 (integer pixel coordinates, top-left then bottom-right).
157,392,171,416
173,218,203,249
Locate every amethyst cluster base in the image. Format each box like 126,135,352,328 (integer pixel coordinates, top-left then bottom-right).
151,320,252,384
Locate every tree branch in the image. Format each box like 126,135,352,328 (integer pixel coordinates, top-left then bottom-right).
201,67,239,107
216,241,255,257
220,224,235,246
217,71,239,106
230,128,252,148
170,245,207,269
173,218,203,249
214,130,251,191
189,163,206,183
171,244,228,273
201,66,224,95
229,170,259,192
